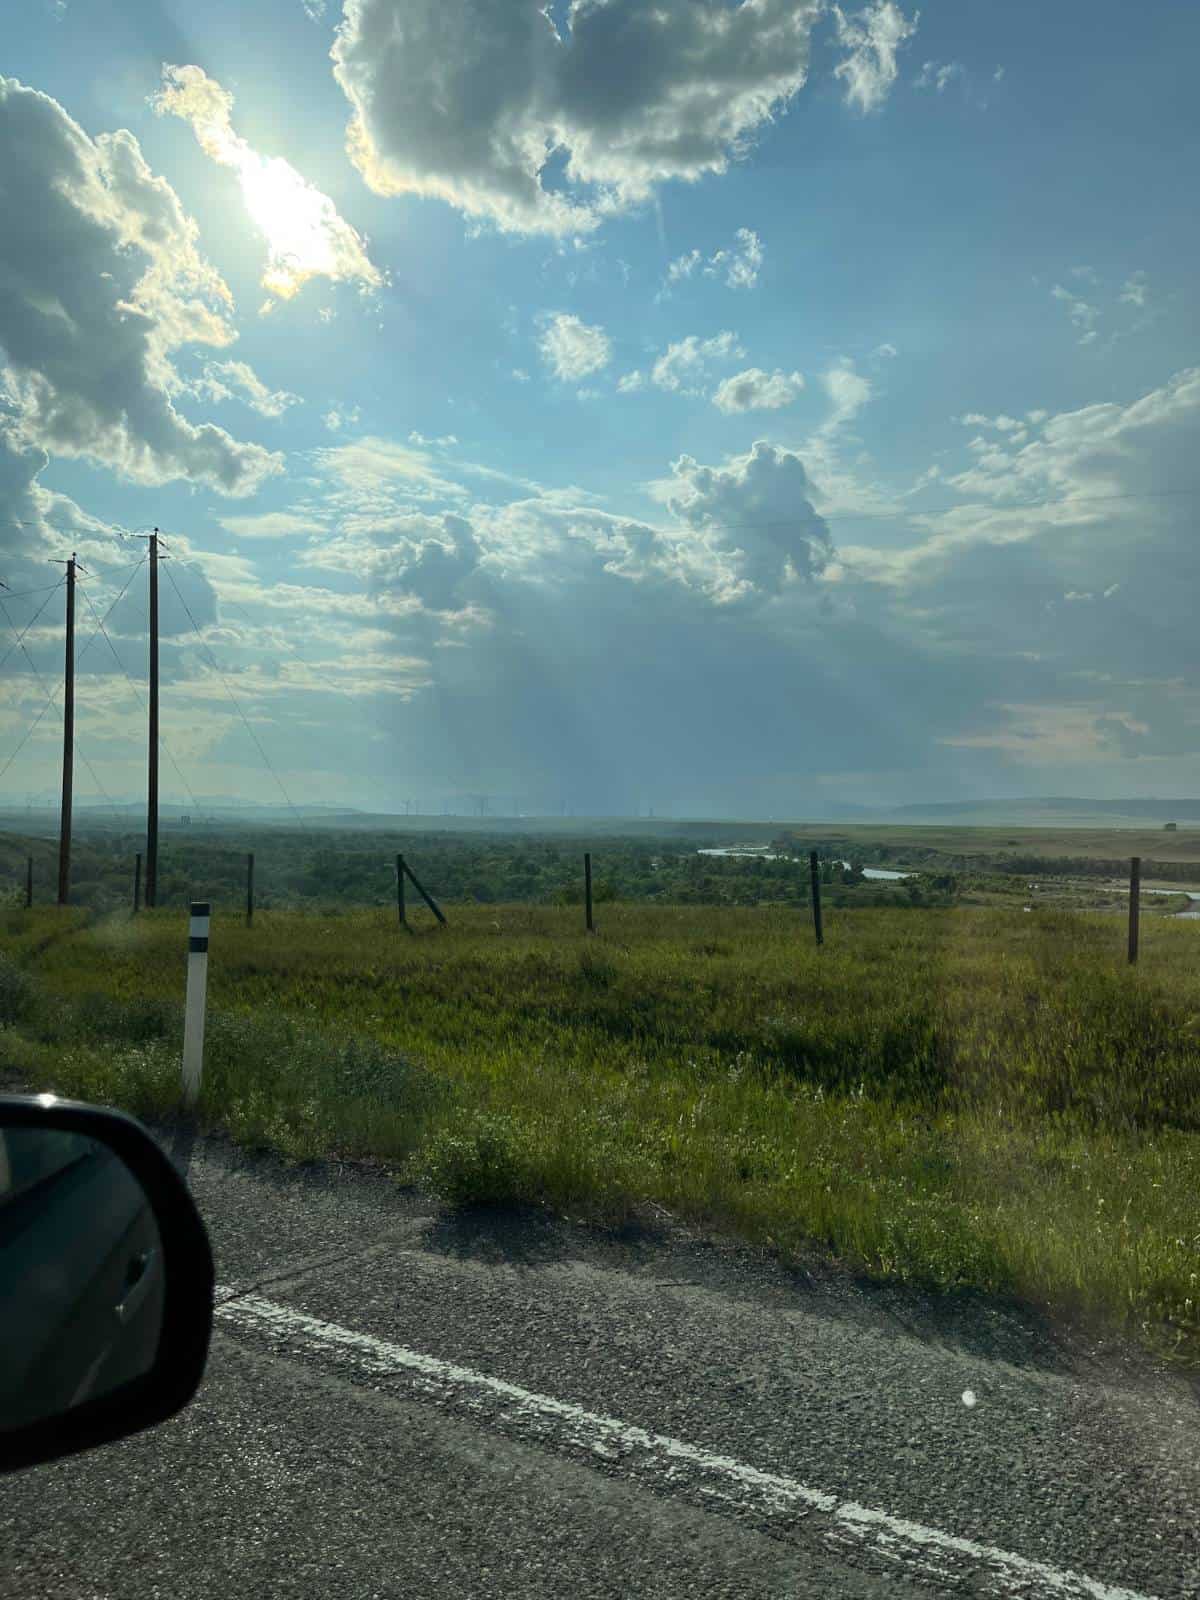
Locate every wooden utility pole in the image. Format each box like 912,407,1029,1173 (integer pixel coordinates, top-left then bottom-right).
1128,857,1140,965
809,850,823,947
56,555,76,906
145,530,160,908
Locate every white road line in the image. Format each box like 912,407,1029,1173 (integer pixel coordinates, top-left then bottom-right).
214,1290,1160,1600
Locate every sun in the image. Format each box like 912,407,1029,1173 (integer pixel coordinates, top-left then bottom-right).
234,151,347,300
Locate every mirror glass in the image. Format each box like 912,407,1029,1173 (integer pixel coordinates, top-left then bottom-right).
0,1123,164,1432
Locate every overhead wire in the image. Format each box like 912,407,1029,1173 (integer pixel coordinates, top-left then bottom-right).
0,579,65,680
162,558,303,821
0,587,122,817
76,579,201,813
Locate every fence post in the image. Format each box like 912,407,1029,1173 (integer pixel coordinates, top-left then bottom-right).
400,857,447,925
584,851,594,932
246,852,255,927
396,852,407,927
133,853,142,915
809,851,824,947
1128,857,1140,966
181,901,210,1109
25,856,32,909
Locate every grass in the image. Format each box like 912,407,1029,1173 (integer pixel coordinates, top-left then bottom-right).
2,900,1199,1369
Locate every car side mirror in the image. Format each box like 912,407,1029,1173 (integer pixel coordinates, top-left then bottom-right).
0,1095,213,1474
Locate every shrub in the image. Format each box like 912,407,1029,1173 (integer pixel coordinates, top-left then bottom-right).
0,954,37,1027
416,1112,529,1206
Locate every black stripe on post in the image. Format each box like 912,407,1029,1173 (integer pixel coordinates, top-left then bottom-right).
188,936,209,953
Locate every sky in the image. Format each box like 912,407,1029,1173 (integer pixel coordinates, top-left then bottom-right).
1,0,1198,818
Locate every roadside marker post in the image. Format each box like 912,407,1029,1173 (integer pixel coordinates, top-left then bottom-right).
182,901,210,1109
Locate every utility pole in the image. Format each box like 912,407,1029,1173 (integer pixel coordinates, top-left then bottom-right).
146,530,160,908
56,555,76,906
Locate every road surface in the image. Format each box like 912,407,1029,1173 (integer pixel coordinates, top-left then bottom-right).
2,1129,1196,1598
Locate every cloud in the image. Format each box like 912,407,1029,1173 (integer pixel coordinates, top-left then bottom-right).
617,370,645,393
220,511,328,539
190,359,302,418
1121,271,1149,308
666,248,702,283
821,360,872,429
1050,283,1099,344
832,1,919,114
331,0,821,236
409,430,459,448
913,59,962,93
651,331,744,394
536,312,612,380
153,65,382,305
323,404,361,431
655,440,834,598
0,77,281,497
711,367,804,413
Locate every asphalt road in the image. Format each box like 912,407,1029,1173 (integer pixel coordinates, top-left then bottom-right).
2,1129,1197,1599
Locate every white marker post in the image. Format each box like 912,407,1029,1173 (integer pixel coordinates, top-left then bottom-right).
181,900,210,1109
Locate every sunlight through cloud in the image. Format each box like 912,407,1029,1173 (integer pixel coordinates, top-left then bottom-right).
153,65,382,307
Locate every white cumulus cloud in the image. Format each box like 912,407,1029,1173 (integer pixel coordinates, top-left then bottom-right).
711,367,804,413
537,312,612,381
0,76,280,497
652,331,744,394
331,0,822,236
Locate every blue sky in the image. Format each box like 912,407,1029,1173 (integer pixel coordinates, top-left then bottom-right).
2,0,1198,816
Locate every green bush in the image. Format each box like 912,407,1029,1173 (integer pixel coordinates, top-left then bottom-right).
0,954,37,1027
416,1112,529,1206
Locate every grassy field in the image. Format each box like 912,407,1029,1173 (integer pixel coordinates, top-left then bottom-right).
2,900,1199,1369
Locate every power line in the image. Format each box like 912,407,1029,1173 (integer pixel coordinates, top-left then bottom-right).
0,591,119,817
0,581,71,601
76,579,201,813
0,579,64,680
74,556,147,669
162,559,302,820
220,595,355,701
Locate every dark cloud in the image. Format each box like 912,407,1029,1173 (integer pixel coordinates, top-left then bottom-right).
0,78,281,497
332,0,821,234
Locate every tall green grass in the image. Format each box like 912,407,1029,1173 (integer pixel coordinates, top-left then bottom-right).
2,902,1198,1367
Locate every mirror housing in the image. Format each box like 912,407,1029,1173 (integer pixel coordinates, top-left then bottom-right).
0,1096,213,1474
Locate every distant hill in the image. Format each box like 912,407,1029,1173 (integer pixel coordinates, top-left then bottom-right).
882,797,1200,825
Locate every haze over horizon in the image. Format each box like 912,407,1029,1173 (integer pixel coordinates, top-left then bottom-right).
2,1,1198,819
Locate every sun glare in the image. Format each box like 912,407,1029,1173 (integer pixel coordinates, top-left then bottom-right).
235,151,345,299
154,64,381,305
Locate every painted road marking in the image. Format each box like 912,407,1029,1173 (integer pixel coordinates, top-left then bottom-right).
214,1290,1160,1600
